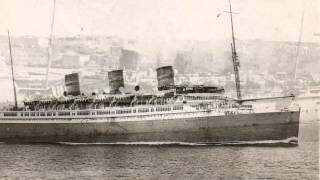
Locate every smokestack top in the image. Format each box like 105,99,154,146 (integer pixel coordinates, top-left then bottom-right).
108,70,124,94
156,66,175,91
65,73,80,96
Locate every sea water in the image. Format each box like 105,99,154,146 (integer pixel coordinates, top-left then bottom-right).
0,121,318,179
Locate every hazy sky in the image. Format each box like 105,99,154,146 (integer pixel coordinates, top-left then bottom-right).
0,0,319,42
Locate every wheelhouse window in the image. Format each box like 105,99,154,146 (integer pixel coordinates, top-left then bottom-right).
3,112,17,117
58,112,70,116
138,108,149,113
78,111,90,116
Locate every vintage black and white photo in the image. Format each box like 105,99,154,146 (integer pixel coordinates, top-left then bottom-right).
0,0,318,179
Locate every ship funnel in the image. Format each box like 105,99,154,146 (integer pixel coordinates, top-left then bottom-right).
65,73,80,96
156,66,175,91
108,70,124,94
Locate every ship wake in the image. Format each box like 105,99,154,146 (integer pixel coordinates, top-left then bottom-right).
57,137,298,147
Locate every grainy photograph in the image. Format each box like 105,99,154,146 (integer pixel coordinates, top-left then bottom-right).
0,0,319,179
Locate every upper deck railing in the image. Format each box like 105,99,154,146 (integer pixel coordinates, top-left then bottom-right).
0,104,189,119
0,102,293,120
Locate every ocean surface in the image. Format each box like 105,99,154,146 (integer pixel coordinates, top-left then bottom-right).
0,121,318,180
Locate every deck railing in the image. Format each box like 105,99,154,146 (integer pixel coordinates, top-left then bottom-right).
0,105,186,119
0,103,269,119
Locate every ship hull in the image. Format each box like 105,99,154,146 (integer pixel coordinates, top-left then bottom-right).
0,111,300,144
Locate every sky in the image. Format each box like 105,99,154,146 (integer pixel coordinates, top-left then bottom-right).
0,0,319,42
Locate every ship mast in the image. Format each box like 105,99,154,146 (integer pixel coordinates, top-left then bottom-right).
7,30,18,109
228,0,241,100
293,10,304,81
45,0,56,89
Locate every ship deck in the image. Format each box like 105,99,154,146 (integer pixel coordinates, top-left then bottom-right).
0,103,300,123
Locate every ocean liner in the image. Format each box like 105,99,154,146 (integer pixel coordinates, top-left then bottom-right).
0,1,300,144
0,65,300,144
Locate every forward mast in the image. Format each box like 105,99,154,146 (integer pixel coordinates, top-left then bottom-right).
228,0,241,100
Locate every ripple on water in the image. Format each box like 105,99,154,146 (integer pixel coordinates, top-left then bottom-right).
0,122,318,179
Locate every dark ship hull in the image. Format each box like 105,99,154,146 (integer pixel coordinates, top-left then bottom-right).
0,111,300,144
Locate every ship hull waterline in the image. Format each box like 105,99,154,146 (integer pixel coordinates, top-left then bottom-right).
0,111,300,145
